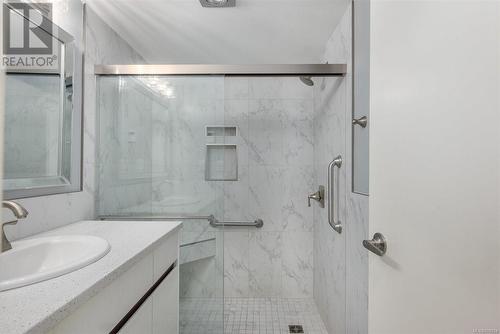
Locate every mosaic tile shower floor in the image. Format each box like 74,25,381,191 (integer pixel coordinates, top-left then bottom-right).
180,298,328,334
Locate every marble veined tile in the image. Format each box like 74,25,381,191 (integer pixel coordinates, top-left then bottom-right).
224,77,249,99
281,166,314,232
282,99,314,167
281,232,314,298
248,77,314,100
248,232,282,297
248,99,285,166
248,166,285,232
223,231,249,298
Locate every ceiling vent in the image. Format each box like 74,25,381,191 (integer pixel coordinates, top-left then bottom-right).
199,0,235,8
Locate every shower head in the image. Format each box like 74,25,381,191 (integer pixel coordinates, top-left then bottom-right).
300,76,314,86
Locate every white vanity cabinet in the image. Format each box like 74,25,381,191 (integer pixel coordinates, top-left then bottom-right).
48,230,179,334
119,266,179,334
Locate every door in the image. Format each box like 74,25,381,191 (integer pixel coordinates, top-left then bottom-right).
313,75,348,334
368,1,500,333
96,75,226,333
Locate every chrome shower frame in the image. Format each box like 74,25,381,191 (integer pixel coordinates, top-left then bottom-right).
94,64,347,77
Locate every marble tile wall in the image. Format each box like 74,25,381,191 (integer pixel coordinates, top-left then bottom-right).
222,77,315,299
313,5,369,334
6,4,144,240
97,75,315,299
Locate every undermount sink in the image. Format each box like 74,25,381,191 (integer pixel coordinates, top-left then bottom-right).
0,235,110,292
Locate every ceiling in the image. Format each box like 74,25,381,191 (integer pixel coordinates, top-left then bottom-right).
86,0,350,64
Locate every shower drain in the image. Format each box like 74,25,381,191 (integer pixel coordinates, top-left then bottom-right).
289,325,304,333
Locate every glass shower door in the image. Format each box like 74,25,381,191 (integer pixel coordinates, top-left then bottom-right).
156,76,226,334
96,75,226,334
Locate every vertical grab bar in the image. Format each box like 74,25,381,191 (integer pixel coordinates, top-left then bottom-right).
328,155,343,234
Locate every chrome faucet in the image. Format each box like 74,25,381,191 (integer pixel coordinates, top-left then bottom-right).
1,201,29,252
308,186,325,208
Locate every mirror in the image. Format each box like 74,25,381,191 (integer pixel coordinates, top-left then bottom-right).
352,0,369,195
2,1,83,199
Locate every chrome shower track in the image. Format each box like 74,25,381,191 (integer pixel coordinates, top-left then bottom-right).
94,64,347,76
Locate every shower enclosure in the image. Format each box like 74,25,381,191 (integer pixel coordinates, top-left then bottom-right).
95,64,349,333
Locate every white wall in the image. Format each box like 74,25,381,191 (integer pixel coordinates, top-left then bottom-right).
4,3,144,240
369,1,500,333
85,0,350,64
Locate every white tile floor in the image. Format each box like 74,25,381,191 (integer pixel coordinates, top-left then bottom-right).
180,298,328,334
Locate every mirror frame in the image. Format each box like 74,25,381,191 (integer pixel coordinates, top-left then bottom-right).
3,1,83,200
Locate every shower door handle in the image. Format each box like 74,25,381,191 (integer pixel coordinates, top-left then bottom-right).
328,155,343,234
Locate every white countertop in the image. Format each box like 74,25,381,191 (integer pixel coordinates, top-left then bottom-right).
0,220,182,334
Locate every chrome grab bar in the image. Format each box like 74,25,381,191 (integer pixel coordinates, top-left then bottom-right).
99,215,214,221
328,155,343,234
99,214,264,228
209,217,264,228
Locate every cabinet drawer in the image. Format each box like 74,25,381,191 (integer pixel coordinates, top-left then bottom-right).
112,261,178,334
